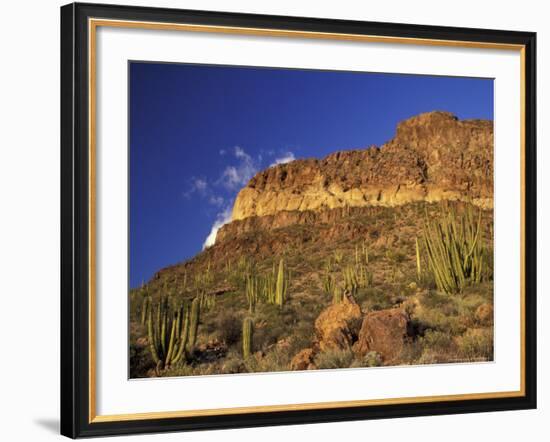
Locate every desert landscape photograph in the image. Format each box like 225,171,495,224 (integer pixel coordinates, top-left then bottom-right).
129,62,494,379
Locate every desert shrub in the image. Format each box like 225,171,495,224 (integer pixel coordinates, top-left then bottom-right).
129,341,154,378
314,349,354,370
414,307,466,336
398,340,424,364
420,329,454,351
361,287,394,311
220,352,247,374
420,290,453,310
243,348,292,373
253,303,303,350
161,363,196,377
458,328,494,361
416,350,441,365
416,336,460,365
351,351,382,368
385,249,406,264
214,311,242,347
455,289,492,315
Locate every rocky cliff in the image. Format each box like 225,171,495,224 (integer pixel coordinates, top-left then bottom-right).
231,112,493,222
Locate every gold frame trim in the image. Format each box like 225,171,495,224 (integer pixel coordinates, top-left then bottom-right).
88,18,527,424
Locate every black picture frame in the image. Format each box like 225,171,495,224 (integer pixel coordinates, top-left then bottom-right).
61,2,537,438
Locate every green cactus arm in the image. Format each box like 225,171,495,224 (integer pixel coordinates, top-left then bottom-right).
188,297,200,350
164,316,177,365
242,318,253,359
146,308,160,365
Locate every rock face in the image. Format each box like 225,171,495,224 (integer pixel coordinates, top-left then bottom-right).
314,295,363,352
232,112,493,221
353,308,409,363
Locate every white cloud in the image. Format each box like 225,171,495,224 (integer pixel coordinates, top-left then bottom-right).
219,149,226,156
270,152,296,167
183,177,208,198
234,146,248,159
203,205,233,249
208,195,225,207
194,178,207,191
219,146,258,190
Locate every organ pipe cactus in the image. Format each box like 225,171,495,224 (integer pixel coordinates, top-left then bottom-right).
140,295,150,325
415,236,422,281
322,272,336,296
187,297,201,351
342,265,358,297
421,206,487,294
242,318,253,359
245,274,259,313
332,285,343,304
146,298,190,369
262,268,276,304
275,258,289,307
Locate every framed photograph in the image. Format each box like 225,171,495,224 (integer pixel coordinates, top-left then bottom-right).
60,2,536,438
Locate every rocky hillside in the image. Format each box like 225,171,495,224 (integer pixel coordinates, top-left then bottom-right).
129,111,495,378
231,111,493,222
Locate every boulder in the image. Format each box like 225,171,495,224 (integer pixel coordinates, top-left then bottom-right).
314,296,362,352
290,348,317,371
353,308,409,363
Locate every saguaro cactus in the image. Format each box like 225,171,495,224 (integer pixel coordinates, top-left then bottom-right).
242,318,253,358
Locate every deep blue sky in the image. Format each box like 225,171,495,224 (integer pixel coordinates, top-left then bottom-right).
129,62,493,288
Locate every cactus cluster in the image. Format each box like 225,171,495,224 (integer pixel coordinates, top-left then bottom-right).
322,243,373,304
421,207,488,294
146,296,193,369
242,258,290,309
355,241,369,265
245,274,259,313
194,261,214,288
322,271,336,296
342,261,372,294
198,290,216,311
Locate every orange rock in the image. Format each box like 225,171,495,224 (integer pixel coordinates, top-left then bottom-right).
290,348,316,371
353,308,409,363
314,296,363,352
